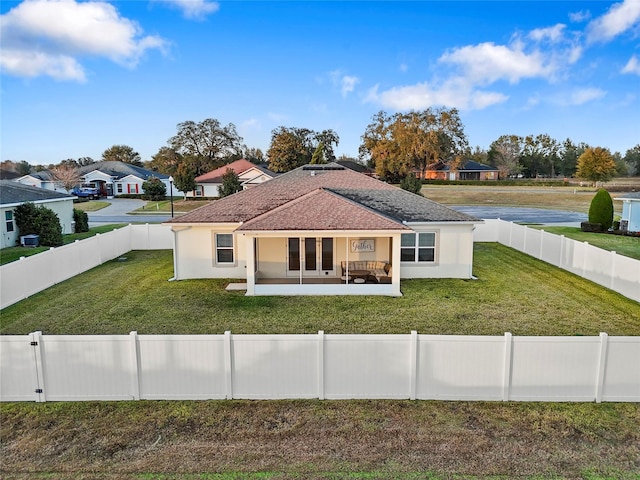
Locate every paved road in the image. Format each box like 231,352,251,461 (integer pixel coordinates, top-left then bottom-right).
450,206,586,225
88,199,172,225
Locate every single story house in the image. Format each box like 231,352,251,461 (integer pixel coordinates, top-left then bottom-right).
77,161,184,198
166,163,481,296
0,180,74,249
616,192,640,233
188,159,276,198
424,160,499,181
15,171,68,193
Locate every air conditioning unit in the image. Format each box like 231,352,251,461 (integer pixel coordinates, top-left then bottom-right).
20,234,40,247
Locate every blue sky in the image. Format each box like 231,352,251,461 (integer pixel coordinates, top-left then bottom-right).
1,0,639,166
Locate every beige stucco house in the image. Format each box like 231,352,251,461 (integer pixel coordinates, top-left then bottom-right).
166,163,481,296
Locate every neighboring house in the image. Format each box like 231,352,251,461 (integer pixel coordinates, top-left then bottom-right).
424,160,499,181
77,161,184,198
188,159,276,198
15,171,68,193
166,163,481,296
0,180,74,249
616,192,640,233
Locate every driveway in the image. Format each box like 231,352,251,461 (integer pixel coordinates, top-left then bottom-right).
88,199,172,225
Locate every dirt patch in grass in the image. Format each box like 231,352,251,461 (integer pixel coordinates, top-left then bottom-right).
1,401,639,479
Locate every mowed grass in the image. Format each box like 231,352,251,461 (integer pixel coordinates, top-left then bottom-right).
421,185,624,214
2,245,640,478
534,226,640,260
2,400,639,479
2,244,639,336
0,224,127,265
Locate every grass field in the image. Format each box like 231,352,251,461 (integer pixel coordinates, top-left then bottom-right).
533,226,640,260
2,183,639,479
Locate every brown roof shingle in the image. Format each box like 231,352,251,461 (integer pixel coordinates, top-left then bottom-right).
168,163,479,228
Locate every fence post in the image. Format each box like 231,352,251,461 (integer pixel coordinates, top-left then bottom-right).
582,241,589,278
502,332,513,401
96,233,103,265
559,235,565,269
609,251,617,290
30,331,46,403
509,221,513,247
539,230,544,260
409,330,418,400
318,331,325,400
129,331,141,400
595,332,609,403
224,331,233,399
522,226,527,253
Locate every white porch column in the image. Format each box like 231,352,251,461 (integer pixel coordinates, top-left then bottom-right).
391,233,402,296
245,234,256,295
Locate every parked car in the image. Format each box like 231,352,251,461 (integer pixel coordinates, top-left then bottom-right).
71,186,100,200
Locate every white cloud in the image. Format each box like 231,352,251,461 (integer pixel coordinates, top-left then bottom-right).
399,63,408,73
439,42,553,85
586,0,640,43
558,87,607,106
329,70,360,97
569,10,591,23
529,24,566,43
622,55,640,75
364,78,508,111
154,0,219,20
0,0,167,81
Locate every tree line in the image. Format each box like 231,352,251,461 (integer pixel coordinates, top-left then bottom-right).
4,110,640,192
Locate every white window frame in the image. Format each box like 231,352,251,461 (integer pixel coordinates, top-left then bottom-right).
400,231,437,263
116,183,123,194
214,233,235,266
5,210,14,233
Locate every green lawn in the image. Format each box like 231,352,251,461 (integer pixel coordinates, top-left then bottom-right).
0,224,127,265
2,244,639,479
2,244,638,336
533,226,640,260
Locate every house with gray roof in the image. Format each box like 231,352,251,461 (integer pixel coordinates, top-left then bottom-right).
425,160,499,181
0,181,74,248
166,163,481,296
615,192,640,233
15,171,68,193
77,161,184,197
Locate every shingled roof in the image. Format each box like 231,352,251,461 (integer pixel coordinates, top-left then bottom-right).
168,163,478,229
77,161,169,181
0,180,73,205
195,159,269,183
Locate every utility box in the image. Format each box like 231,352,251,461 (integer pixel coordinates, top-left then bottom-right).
20,234,40,247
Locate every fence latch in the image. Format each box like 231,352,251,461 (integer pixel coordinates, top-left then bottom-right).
30,341,38,346
35,389,43,394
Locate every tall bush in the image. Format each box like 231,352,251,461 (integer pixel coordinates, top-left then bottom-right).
588,188,613,231
142,177,167,201
400,174,423,195
73,208,89,233
14,202,63,246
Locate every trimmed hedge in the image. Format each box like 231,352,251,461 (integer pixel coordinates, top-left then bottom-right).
588,189,614,231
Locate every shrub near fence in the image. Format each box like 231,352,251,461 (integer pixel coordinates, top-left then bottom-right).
0,224,173,310
474,219,640,302
1,331,638,403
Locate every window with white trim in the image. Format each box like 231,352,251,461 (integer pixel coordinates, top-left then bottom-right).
215,233,234,265
117,183,123,194
5,211,14,232
401,232,436,262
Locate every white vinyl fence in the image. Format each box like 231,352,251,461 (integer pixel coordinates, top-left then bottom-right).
1,331,638,403
474,219,640,302
0,224,173,309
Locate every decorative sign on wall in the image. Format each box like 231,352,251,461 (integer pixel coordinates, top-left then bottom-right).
350,239,375,253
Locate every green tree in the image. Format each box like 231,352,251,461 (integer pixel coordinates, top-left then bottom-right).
488,135,524,179
16,160,31,175
310,143,326,164
576,147,617,184
142,177,167,201
146,147,183,175
359,108,468,180
623,144,640,176
218,169,242,197
169,118,243,176
588,188,614,231
173,162,197,194
400,174,423,195
102,145,143,166
267,127,313,172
